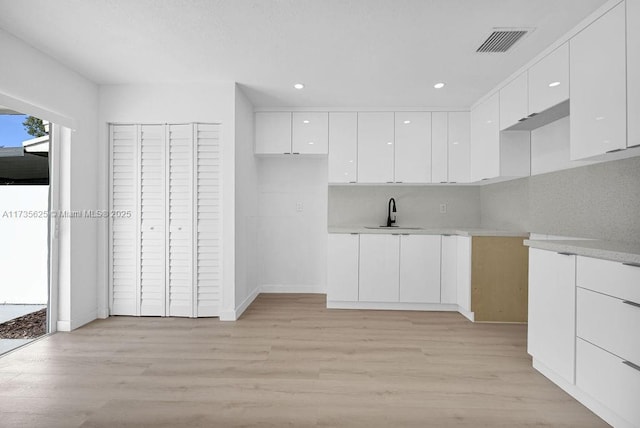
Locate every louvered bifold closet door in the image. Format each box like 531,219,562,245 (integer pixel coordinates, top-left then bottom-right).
139,125,166,316
167,124,194,317
194,124,221,317
110,125,138,315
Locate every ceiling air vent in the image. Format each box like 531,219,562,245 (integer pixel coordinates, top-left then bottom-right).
476,28,533,53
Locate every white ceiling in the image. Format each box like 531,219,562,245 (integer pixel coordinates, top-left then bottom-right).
0,0,608,108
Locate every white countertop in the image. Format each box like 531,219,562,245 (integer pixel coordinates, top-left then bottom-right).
524,239,640,265
328,226,529,238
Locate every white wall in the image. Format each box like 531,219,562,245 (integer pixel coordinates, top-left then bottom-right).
0,186,48,304
0,28,99,331
234,86,259,315
98,82,238,319
257,157,328,293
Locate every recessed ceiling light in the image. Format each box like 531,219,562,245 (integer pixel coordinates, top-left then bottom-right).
349,160,353,163
294,83,305,89
452,141,459,145
548,81,561,87
403,120,411,124
308,141,315,145
434,82,446,89
595,116,605,121
387,141,393,145
486,120,493,124
303,120,310,124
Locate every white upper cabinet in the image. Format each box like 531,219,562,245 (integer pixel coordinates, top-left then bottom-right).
431,112,448,183
328,112,358,183
399,235,441,303
570,2,627,160
629,0,640,149
470,93,500,182
528,43,569,115
394,112,432,183
255,112,292,154
357,112,395,183
292,112,328,154
500,72,528,130
448,112,471,183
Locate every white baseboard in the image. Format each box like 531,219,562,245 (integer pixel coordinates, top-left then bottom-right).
56,309,98,332
532,359,631,428
56,320,71,332
235,287,260,319
70,309,98,330
260,284,325,294
457,307,475,322
219,309,237,321
327,301,459,312
97,307,109,319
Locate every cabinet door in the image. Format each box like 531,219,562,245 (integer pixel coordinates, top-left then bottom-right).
357,112,394,183
570,3,627,160
399,235,441,303
576,338,640,427
194,124,222,317
292,112,328,154
110,124,139,316
167,124,194,318
528,43,569,115
500,72,528,130
440,235,457,304
255,112,292,154
456,236,472,313
448,112,471,183
431,112,448,183
528,248,576,384
359,234,400,302
328,112,358,183
629,0,640,149
139,124,166,317
470,93,500,181
394,112,432,183
327,234,359,302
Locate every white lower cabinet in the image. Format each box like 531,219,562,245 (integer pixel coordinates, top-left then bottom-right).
529,249,640,427
455,236,471,314
576,338,640,428
399,235,441,303
527,248,576,384
440,235,458,304
327,234,359,302
327,233,462,307
359,234,400,302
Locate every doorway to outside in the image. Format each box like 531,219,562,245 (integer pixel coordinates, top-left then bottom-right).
0,107,51,355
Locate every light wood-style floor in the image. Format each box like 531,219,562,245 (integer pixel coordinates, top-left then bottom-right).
0,294,607,427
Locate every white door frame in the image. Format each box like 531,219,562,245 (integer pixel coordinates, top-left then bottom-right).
47,124,62,333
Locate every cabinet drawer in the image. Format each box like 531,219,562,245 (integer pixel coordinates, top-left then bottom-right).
576,338,640,427
577,287,640,366
577,256,640,303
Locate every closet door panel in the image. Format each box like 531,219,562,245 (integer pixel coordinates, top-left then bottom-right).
139,125,166,316
110,124,139,315
167,124,194,317
194,124,222,317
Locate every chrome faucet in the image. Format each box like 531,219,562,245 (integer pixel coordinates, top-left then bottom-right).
386,198,397,227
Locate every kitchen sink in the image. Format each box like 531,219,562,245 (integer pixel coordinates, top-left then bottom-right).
364,226,423,230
